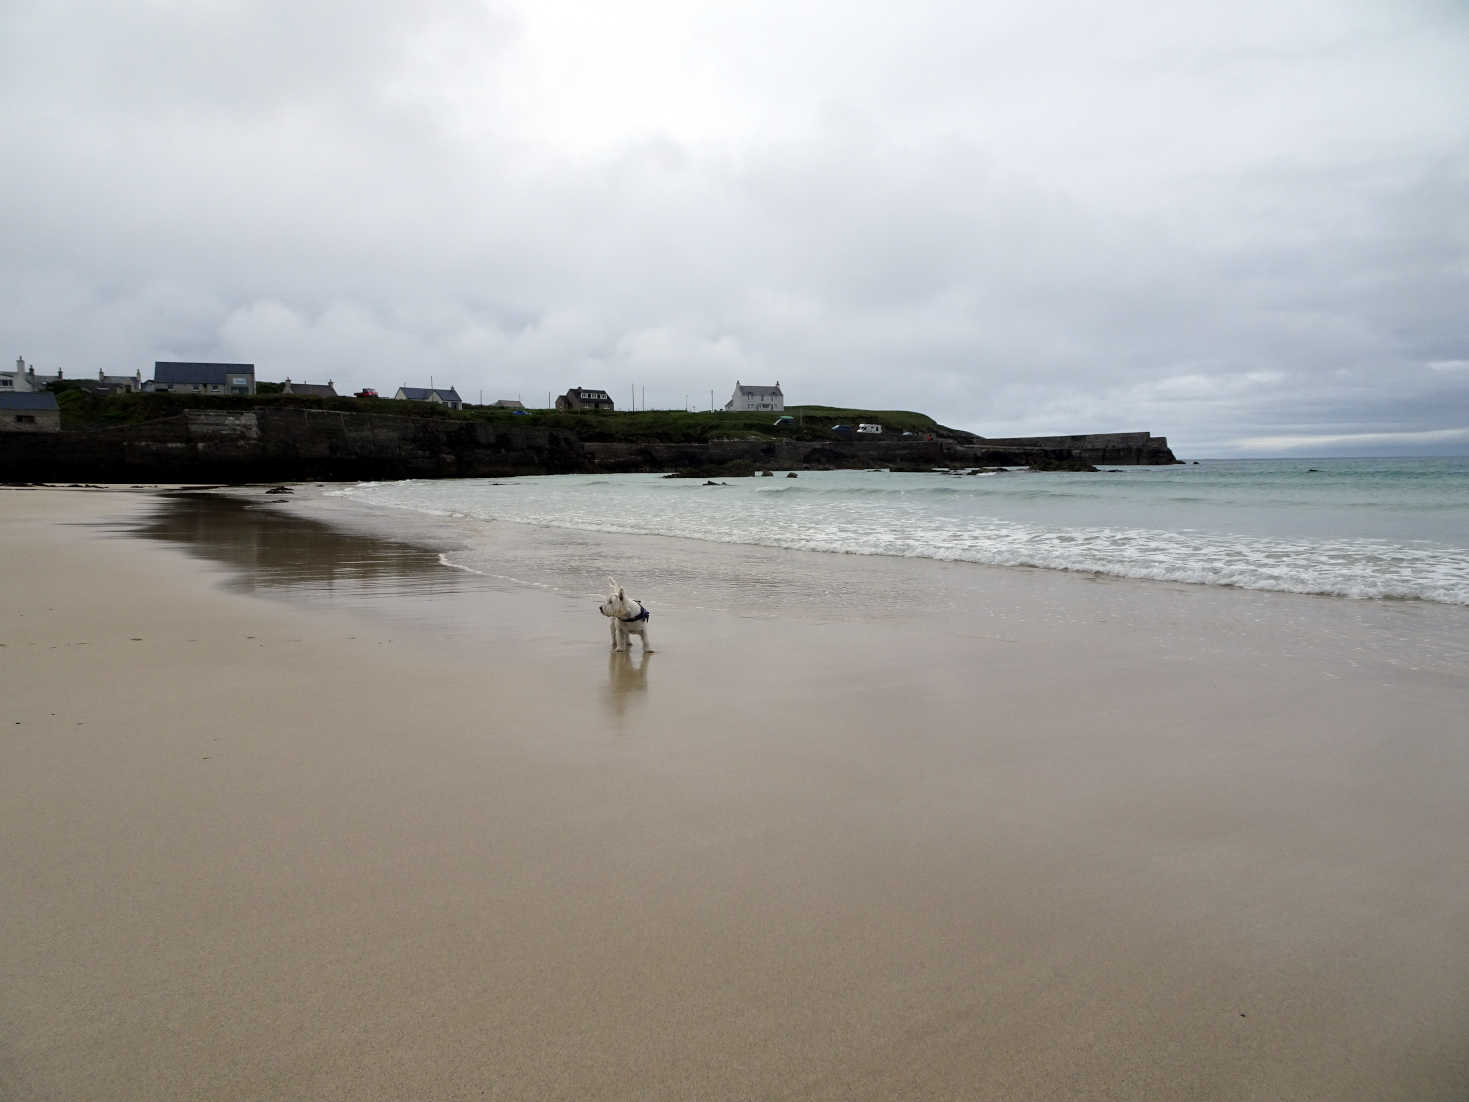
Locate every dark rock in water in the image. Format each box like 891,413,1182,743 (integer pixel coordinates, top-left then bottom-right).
786,471,798,478
760,469,774,477
702,480,730,486
1027,456,1099,472
1307,468,1320,473
265,485,294,494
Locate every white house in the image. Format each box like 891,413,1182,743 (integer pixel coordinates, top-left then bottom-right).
2,357,60,392
724,380,784,412
394,386,463,410
2,357,32,392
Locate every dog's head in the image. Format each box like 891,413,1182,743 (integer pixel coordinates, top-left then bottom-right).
598,577,629,618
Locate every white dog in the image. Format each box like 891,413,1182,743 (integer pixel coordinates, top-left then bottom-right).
598,577,654,653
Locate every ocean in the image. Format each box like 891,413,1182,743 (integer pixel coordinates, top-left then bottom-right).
319,457,1469,609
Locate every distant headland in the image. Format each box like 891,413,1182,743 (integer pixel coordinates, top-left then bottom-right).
2,389,1179,482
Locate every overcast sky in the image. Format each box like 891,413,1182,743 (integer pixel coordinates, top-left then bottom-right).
4,0,1467,455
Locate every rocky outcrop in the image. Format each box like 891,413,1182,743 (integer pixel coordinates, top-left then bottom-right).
580,432,1177,473
962,432,1178,466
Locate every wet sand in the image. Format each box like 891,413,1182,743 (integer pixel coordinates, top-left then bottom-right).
3,487,1468,1100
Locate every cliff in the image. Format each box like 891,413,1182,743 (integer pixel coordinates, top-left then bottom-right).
2,409,1178,483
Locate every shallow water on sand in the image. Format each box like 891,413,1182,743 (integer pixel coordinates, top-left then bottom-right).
327,458,1469,605
130,490,1469,682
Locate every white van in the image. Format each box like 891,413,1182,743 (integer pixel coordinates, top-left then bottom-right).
857,423,883,434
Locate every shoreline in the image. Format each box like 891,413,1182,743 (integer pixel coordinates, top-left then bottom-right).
5,486,1468,1100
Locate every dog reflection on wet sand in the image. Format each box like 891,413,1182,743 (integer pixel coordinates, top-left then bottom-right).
605,650,652,719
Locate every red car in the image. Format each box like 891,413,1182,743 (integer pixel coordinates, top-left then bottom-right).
354,388,378,398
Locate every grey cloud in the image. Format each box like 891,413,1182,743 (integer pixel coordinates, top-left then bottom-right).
3,0,1467,454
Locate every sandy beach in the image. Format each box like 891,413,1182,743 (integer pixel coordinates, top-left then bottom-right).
3,486,1467,1100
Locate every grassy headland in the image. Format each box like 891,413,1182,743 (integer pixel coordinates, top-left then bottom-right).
53,388,969,444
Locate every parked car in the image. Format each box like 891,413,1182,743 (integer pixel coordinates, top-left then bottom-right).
857,423,883,434
831,424,854,438
354,388,379,398
773,415,796,426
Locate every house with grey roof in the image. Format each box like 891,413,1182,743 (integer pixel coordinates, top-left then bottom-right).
146,362,256,395
554,387,614,411
92,369,143,394
281,378,338,398
0,391,61,433
394,386,463,410
724,380,784,412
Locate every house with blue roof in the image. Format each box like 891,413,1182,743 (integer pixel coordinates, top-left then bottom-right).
0,391,61,432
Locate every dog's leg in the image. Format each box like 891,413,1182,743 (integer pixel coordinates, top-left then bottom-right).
641,628,654,654
615,624,628,652
608,617,618,649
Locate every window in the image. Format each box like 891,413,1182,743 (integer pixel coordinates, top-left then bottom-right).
16,414,36,423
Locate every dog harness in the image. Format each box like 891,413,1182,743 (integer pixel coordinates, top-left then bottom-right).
619,602,651,623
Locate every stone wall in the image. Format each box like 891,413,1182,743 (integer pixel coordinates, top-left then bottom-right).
1,409,62,434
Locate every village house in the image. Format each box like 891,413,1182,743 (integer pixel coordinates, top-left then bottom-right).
145,362,256,395
555,387,615,411
724,380,784,412
94,369,143,394
2,357,37,392
2,358,65,393
493,399,525,410
394,386,463,410
0,391,61,433
281,378,338,398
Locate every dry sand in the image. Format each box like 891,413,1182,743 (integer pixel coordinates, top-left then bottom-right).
3,487,1467,1100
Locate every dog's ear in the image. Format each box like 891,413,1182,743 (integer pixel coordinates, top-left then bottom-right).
618,587,625,600
607,575,619,591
